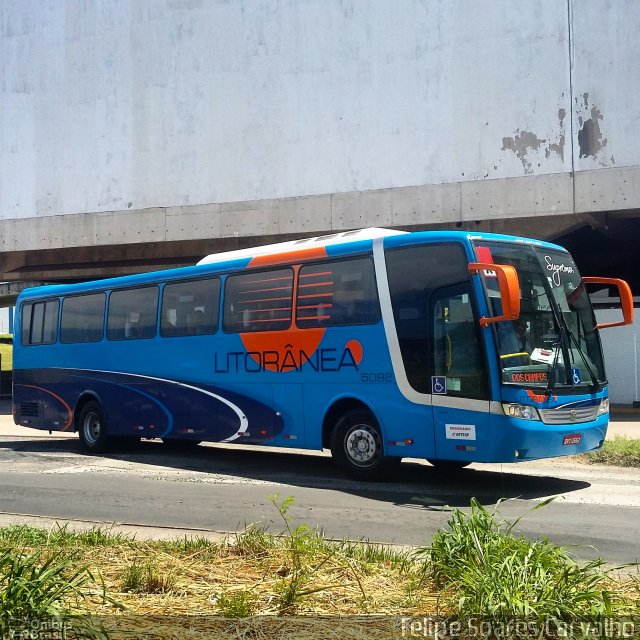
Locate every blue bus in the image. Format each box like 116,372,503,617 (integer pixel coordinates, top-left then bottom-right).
12,228,633,478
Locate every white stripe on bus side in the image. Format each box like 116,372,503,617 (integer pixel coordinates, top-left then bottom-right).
59,368,249,442
373,238,502,416
373,237,430,406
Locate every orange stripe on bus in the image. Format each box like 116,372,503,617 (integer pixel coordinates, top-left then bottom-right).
15,384,74,430
236,296,291,304
238,286,293,294
297,293,334,299
241,276,293,285
244,318,291,325
239,307,291,314
248,247,328,267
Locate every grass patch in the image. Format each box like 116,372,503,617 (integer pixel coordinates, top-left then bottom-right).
333,538,412,571
577,436,640,467
233,522,278,557
0,524,135,548
0,547,107,638
416,498,638,633
154,534,220,554
214,590,257,617
0,518,428,620
121,561,175,594
0,340,11,371
0,499,637,638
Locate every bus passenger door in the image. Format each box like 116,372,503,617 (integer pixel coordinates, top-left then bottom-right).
430,284,491,462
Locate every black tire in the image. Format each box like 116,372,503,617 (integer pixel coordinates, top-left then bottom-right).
77,401,111,454
427,459,472,472
161,438,202,449
330,409,397,480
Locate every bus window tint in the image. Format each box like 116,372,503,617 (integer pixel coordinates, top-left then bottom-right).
386,244,469,394
107,287,158,340
224,268,293,333
21,300,59,346
31,303,45,344
60,293,105,344
161,278,220,337
296,258,380,327
432,290,487,400
20,304,32,345
42,301,59,343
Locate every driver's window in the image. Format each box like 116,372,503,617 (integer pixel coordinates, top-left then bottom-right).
432,288,487,400
496,317,532,367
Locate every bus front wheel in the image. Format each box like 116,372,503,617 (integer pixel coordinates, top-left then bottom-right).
330,410,396,480
78,401,111,454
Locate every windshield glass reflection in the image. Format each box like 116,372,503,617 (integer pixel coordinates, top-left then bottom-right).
473,241,606,390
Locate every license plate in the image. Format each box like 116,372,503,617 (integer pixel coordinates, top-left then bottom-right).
563,433,582,446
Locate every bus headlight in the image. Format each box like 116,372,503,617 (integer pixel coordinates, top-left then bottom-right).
502,403,541,421
597,398,609,416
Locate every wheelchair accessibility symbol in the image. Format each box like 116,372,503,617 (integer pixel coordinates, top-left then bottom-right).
432,376,447,395
571,368,581,385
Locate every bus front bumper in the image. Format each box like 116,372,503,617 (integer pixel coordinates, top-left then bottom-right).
483,412,608,463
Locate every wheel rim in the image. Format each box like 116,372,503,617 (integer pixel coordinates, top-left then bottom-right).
344,424,381,468
82,411,102,445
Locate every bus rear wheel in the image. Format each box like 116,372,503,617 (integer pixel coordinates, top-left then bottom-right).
77,401,111,454
330,410,397,480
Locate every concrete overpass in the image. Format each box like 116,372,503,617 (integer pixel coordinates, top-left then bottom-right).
1,1,639,288
1,191,639,285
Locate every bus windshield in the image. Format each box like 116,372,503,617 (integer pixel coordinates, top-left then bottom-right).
474,241,606,391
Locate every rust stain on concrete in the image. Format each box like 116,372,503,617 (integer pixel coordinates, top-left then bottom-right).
501,130,546,174
501,111,567,170
578,106,608,159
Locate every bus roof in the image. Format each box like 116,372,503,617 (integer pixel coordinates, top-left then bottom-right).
16,228,568,302
196,227,407,265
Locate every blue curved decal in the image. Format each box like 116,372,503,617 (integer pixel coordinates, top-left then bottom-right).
117,383,174,438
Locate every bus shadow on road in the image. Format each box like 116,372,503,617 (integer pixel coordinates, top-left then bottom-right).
0,436,591,509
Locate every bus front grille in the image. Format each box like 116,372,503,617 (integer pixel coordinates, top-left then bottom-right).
539,406,599,425
20,402,40,417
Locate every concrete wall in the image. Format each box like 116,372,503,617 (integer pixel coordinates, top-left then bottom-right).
596,308,640,406
1,0,639,250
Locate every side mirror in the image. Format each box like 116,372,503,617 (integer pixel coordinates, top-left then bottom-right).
582,277,634,329
468,262,521,328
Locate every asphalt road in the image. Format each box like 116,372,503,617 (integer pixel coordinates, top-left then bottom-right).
0,404,639,563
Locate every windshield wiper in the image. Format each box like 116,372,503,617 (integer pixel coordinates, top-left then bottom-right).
545,304,600,394
544,330,563,397
544,289,572,397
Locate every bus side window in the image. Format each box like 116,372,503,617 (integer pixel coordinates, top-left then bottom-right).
42,301,59,343
21,303,33,346
160,278,220,338
107,287,158,341
31,303,45,344
223,268,293,333
20,300,59,346
60,293,106,344
386,243,470,395
296,257,380,328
